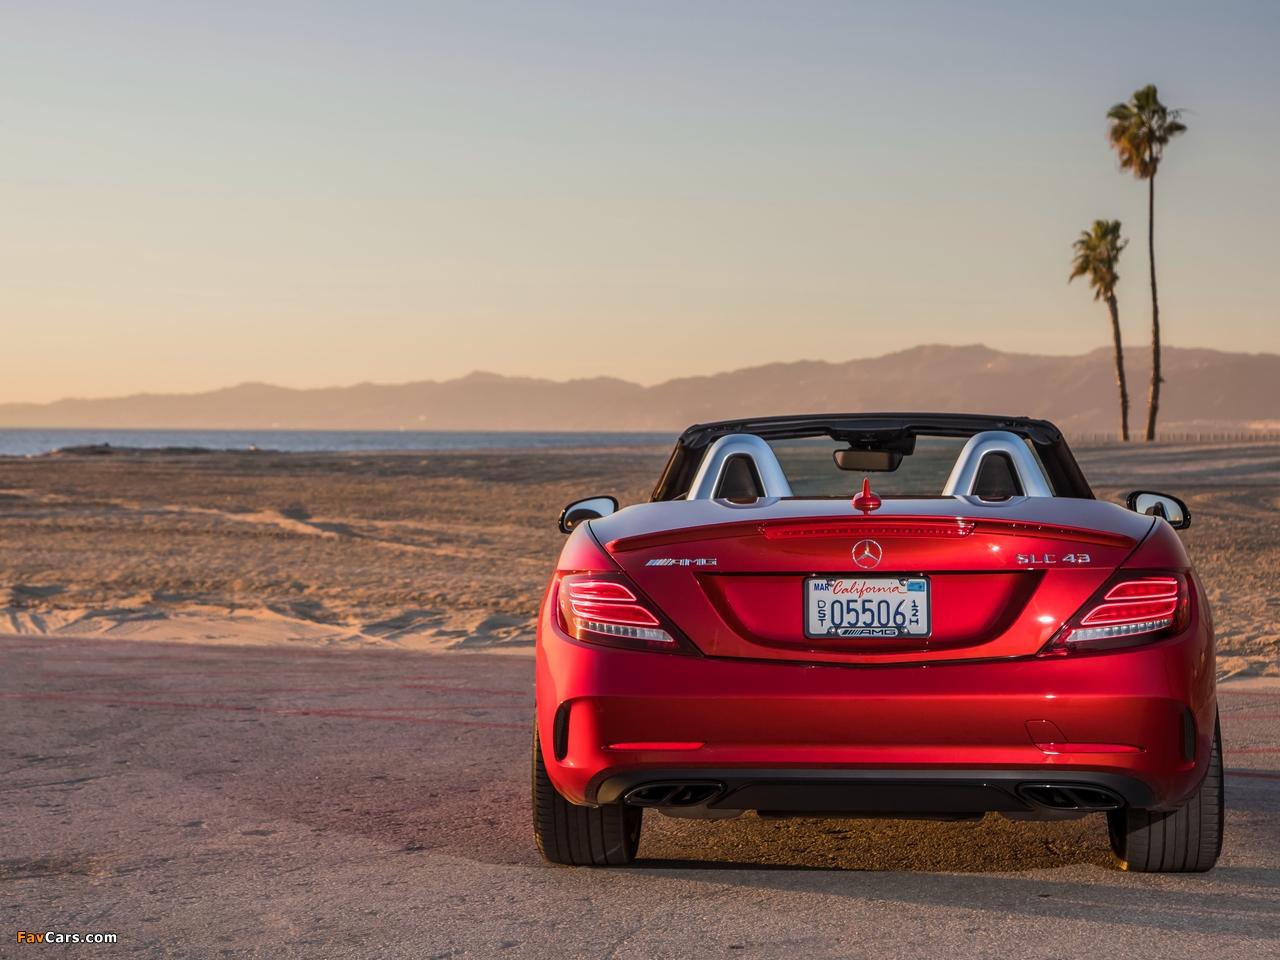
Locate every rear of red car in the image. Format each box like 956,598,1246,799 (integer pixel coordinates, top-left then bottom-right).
532,418,1220,872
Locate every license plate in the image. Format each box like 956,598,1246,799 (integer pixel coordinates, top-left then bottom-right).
804,577,931,639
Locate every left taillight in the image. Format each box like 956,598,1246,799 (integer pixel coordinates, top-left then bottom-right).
555,573,697,655
1040,572,1190,655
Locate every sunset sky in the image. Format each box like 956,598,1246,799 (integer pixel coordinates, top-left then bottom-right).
2,1,1278,403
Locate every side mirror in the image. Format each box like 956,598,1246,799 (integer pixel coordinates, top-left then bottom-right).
1126,491,1191,530
558,496,619,534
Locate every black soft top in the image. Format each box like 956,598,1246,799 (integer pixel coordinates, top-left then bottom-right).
649,412,1094,501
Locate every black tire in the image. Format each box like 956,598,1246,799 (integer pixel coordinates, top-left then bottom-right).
1108,715,1224,872
532,727,642,865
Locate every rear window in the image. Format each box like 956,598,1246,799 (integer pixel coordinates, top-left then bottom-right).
767,436,970,497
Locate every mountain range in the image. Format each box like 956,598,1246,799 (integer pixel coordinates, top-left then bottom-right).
2,345,1277,434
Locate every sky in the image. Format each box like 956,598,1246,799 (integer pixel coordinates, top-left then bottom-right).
1,0,1278,403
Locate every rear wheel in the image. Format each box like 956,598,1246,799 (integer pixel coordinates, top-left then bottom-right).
1108,716,1224,872
532,727,641,865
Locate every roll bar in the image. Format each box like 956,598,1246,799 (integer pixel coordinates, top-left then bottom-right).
686,434,793,500
942,431,1054,498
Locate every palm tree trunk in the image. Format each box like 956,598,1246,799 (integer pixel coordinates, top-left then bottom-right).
1107,293,1130,441
1145,172,1161,441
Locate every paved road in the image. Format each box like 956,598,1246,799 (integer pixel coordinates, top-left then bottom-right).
3,635,1278,958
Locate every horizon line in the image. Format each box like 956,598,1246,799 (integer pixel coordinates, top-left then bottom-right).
2,342,1271,409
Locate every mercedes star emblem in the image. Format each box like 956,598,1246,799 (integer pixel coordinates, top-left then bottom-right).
852,539,883,569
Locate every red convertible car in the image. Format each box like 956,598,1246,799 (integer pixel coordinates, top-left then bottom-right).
533,414,1221,872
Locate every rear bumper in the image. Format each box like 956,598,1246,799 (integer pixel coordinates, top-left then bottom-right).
536,595,1217,814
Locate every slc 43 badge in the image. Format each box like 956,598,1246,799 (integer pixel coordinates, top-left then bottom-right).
1016,553,1091,565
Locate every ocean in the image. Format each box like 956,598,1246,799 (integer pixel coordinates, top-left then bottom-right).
0,429,678,457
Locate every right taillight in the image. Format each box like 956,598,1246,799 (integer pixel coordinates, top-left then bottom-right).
1040,573,1190,655
555,573,698,654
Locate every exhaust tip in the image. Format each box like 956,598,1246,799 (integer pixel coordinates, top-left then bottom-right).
1017,783,1124,811
623,781,726,807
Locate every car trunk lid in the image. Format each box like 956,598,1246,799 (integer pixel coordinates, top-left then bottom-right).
595,498,1151,664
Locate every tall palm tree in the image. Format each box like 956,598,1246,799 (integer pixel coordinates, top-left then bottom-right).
1107,85,1186,441
1070,220,1130,440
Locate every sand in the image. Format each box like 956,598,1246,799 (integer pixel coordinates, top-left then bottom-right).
0,441,1275,676
0,447,667,653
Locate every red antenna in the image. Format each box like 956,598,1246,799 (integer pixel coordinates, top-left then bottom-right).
852,477,882,514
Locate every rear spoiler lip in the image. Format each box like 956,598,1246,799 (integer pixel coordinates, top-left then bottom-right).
607,516,1139,555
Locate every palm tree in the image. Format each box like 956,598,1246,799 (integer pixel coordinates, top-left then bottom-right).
1070,220,1130,440
1107,85,1186,441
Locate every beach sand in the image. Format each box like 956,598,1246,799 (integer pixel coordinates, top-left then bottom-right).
0,441,1276,676
0,447,667,653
